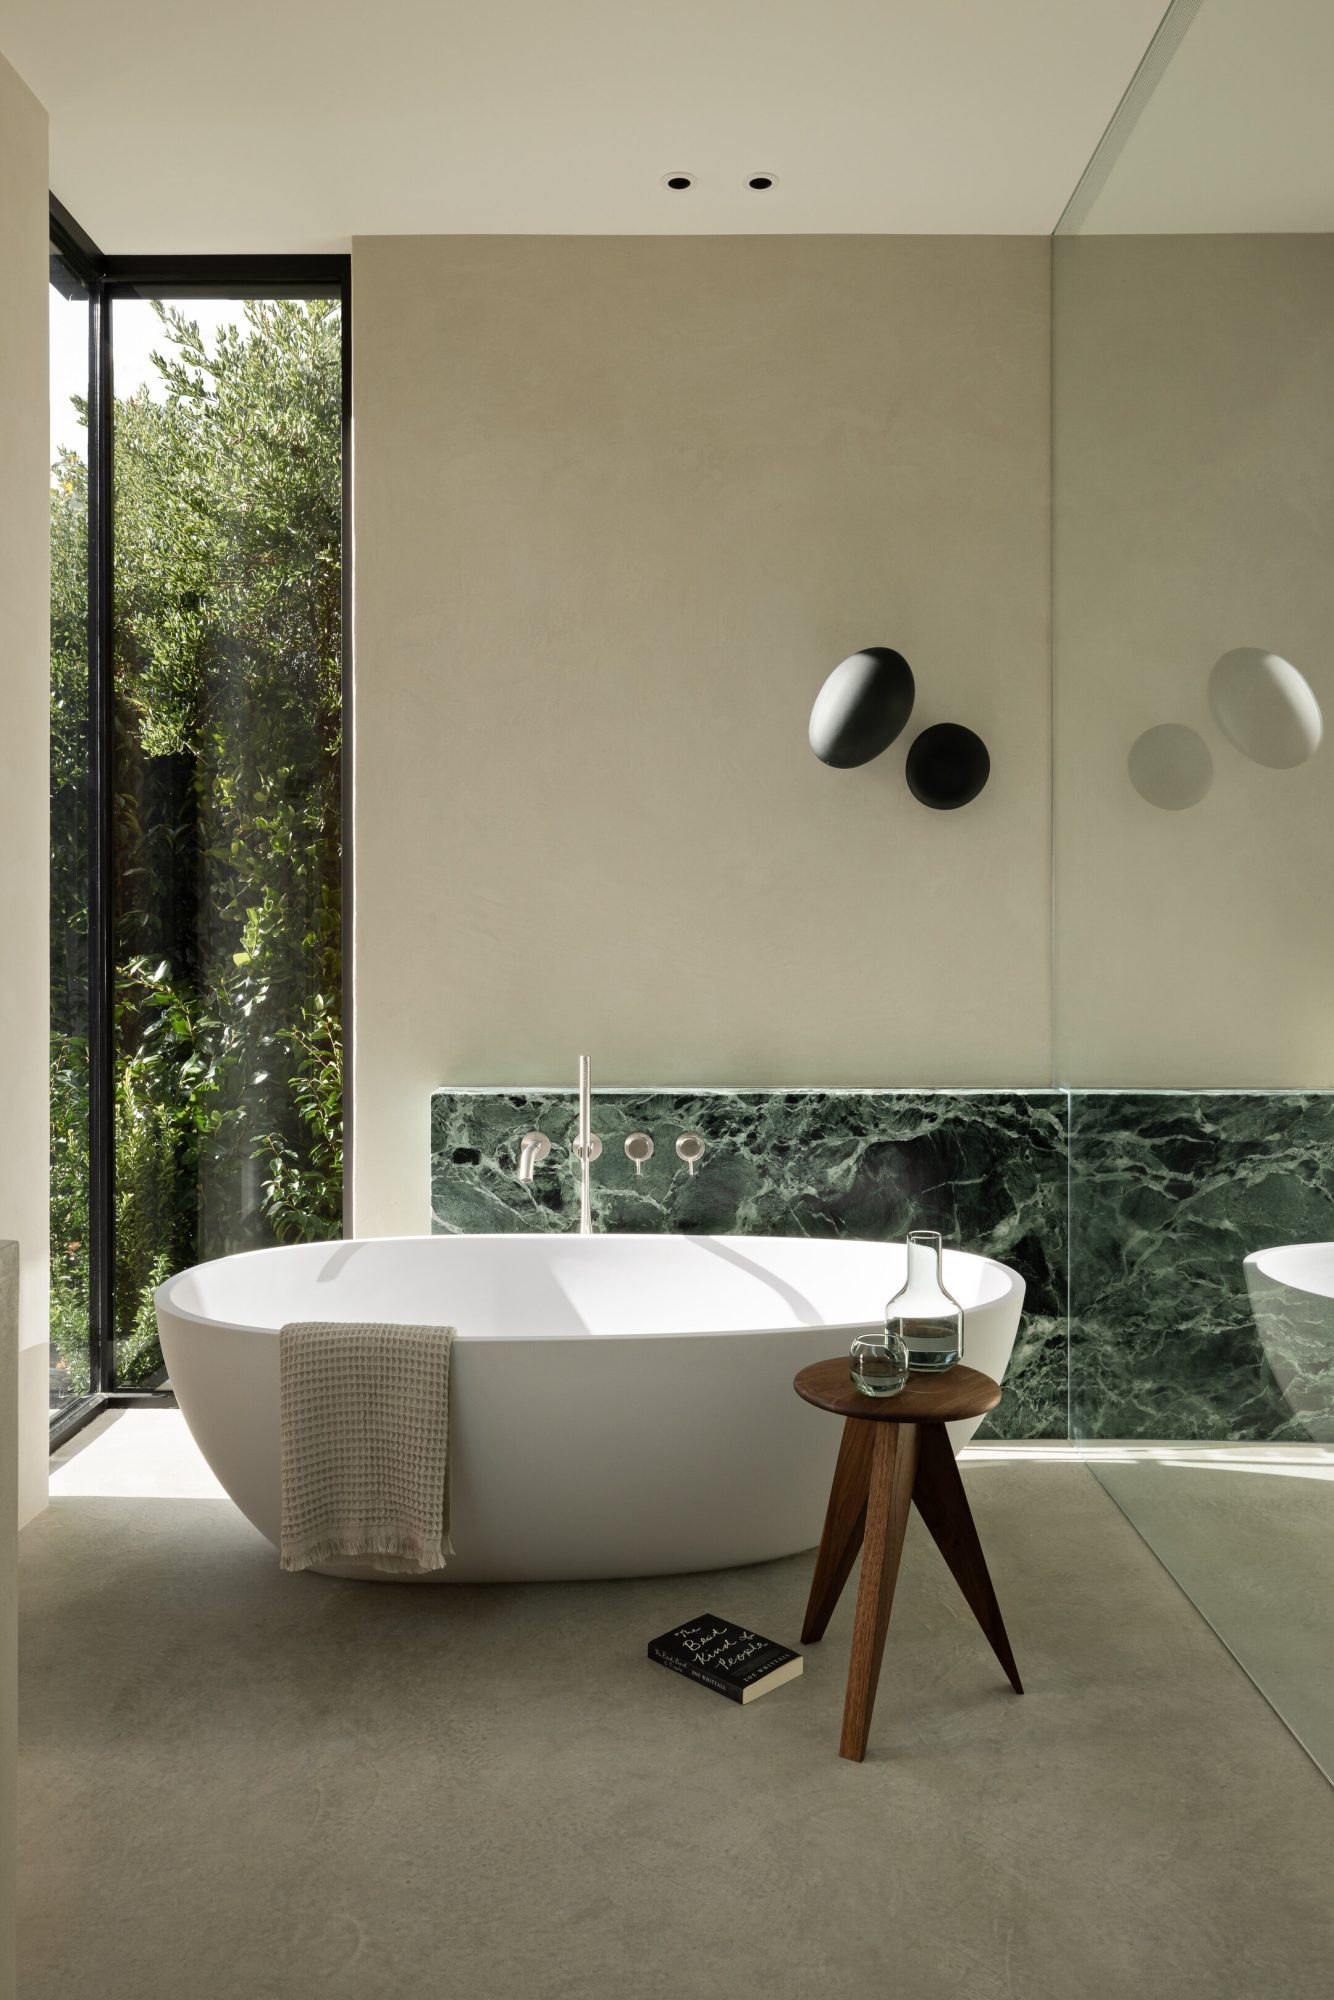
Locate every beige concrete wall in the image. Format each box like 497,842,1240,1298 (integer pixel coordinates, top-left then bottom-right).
0,53,49,1546
1054,235,1334,1085
351,236,1053,1234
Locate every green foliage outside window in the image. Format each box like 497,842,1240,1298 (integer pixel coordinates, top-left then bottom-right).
50,301,343,1395
51,407,93,1400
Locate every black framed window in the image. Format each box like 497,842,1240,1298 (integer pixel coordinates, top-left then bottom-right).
48,229,94,1414
48,201,350,1441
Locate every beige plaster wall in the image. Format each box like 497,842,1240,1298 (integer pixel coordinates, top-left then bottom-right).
0,52,50,1545
351,236,1052,1234
1054,235,1334,1084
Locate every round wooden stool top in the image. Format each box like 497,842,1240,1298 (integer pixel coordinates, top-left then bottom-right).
793,1357,1001,1423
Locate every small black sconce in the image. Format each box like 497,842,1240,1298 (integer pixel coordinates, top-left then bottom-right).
905,723,990,810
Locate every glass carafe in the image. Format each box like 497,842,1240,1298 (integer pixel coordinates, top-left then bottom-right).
888,1229,964,1372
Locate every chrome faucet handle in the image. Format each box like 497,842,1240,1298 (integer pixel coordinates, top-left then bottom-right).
624,1132,654,1177
675,1132,705,1177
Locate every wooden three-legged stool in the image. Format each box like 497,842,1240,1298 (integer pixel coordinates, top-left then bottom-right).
793,1358,1023,1761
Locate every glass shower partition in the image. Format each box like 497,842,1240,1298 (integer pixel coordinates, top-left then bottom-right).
1053,0,1334,1778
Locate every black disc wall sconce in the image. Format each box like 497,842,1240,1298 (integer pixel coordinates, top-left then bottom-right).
905,722,990,810
808,648,915,767
808,647,991,808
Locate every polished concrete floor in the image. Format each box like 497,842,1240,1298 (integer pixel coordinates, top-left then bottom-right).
19,1417,1334,1999
1089,1444,1334,1781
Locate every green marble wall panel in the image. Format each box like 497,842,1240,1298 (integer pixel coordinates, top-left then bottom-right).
431,1088,1069,1440
1069,1092,1334,1442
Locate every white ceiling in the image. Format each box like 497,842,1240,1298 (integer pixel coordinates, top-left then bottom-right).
0,0,1168,252
1075,0,1334,232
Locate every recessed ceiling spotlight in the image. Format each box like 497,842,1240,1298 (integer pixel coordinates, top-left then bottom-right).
747,174,777,190
661,172,695,191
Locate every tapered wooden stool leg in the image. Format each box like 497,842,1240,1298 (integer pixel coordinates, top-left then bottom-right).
801,1418,876,1644
839,1421,919,1762
910,1422,1023,1694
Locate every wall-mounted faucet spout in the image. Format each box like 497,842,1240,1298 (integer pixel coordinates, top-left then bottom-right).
516,1131,551,1183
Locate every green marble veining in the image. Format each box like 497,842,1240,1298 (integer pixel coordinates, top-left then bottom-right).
431,1088,1070,1440
1070,1092,1334,1442
433,1086,1334,1441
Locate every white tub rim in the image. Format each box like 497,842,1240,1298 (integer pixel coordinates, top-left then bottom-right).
155,1231,1024,1342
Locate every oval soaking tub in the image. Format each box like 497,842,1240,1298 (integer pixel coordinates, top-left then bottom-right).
156,1234,1025,1582
1244,1243,1334,1443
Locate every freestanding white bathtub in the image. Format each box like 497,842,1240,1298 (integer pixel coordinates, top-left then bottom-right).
156,1234,1025,1582
1244,1242,1334,1443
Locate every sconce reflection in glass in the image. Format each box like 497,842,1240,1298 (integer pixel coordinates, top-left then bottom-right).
1208,648,1322,769
1128,722,1213,810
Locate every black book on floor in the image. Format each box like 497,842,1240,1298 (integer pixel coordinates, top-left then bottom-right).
647,1614,803,1704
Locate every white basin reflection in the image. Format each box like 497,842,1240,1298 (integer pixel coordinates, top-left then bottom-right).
1244,1243,1334,1444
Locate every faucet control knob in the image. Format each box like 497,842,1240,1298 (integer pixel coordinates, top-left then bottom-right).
624,1132,654,1177
571,1133,603,1164
676,1132,705,1177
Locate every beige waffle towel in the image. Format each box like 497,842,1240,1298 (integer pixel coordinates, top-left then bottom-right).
279,1322,455,1574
